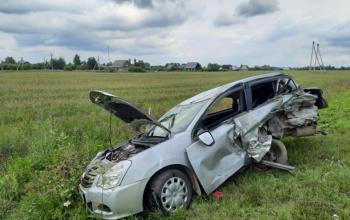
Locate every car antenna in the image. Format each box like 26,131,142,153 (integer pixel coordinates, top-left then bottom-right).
109,112,112,149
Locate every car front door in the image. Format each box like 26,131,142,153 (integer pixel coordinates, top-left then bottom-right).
186,86,247,194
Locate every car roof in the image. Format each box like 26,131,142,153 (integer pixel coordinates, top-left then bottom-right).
180,72,286,105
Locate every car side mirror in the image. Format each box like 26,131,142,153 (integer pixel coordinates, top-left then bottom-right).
197,130,215,146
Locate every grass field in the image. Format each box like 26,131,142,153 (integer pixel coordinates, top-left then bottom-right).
0,70,350,219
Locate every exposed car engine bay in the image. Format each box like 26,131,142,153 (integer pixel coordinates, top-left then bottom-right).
104,135,168,162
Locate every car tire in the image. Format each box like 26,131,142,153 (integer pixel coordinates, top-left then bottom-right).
145,169,193,213
256,139,288,170
264,139,288,164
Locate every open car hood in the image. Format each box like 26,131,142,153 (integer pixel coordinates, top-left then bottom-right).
90,90,156,124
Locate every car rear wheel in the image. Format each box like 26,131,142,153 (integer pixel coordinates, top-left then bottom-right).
256,139,288,170
145,169,193,213
264,139,288,164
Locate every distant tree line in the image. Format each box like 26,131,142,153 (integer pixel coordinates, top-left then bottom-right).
1,55,350,71
0,54,101,71
291,65,349,70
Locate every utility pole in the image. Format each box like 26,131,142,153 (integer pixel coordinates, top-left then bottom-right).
317,43,325,71
16,57,23,71
107,46,112,71
313,44,320,71
97,56,100,71
107,46,111,64
50,53,54,70
93,56,100,71
309,41,314,71
308,41,325,71
43,58,47,70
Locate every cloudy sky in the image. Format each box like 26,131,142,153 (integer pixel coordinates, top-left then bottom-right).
0,0,349,66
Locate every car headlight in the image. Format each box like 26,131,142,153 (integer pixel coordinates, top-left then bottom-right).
96,160,131,189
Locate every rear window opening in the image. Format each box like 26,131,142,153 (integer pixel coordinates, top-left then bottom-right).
251,81,276,108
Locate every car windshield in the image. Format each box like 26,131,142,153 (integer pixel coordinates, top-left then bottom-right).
147,100,207,137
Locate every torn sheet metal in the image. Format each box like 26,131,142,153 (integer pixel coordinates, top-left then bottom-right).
282,92,319,127
243,127,272,162
234,91,321,162
234,99,283,162
267,92,319,138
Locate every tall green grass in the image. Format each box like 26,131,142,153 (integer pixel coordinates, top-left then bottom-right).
0,70,349,219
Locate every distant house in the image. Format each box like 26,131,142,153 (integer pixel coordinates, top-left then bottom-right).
112,60,130,72
151,65,163,71
222,64,232,71
232,65,240,71
166,63,180,71
180,64,187,70
144,62,151,70
240,64,249,71
185,62,202,71
272,66,283,71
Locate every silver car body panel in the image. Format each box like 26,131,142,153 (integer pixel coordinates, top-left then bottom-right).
79,178,148,219
90,90,156,124
186,120,246,194
80,72,326,219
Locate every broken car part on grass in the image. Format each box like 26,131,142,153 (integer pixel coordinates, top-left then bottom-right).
79,73,327,219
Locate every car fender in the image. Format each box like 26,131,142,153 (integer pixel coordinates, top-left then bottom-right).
120,132,193,185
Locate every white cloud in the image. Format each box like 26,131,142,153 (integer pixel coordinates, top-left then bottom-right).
0,0,349,66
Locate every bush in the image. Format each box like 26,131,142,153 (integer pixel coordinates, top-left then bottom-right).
207,63,220,72
75,63,87,71
64,64,74,71
128,66,145,72
0,63,17,70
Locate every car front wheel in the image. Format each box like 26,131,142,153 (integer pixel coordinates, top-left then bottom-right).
146,169,193,213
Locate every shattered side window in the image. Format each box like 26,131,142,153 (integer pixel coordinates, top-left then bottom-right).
276,77,297,94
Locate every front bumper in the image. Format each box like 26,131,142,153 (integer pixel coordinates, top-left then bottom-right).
79,178,149,220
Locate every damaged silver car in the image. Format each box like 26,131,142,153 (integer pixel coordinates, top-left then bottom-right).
79,73,327,219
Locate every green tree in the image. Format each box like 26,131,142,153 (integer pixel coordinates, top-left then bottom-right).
64,63,74,71
207,63,220,71
5,57,16,64
73,54,81,67
87,57,97,70
52,57,66,69
128,66,145,72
